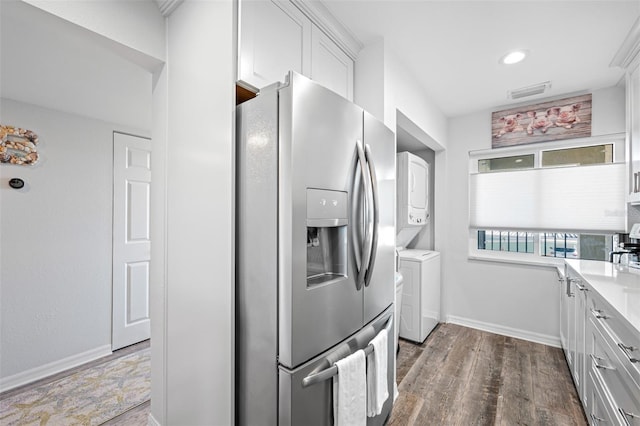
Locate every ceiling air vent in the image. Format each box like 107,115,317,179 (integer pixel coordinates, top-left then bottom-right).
507,81,551,99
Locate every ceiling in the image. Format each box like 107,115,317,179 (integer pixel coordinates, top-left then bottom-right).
323,0,640,118
3,1,638,125
0,1,152,130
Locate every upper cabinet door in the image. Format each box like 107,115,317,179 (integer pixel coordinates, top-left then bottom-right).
628,59,640,203
310,26,354,100
238,0,311,91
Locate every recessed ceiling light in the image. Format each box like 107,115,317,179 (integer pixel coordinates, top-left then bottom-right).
500,50,528,65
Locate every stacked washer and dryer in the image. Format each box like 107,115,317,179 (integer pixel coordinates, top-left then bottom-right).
395,152,441,345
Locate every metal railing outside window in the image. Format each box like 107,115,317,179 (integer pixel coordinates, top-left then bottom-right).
540,233,578,258
477,230,534,253
477,231,613,261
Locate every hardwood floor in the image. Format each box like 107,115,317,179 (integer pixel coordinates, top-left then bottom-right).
2,325,586,425
389,324,587,426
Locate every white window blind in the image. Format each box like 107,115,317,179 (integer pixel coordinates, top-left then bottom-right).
469,163,626,233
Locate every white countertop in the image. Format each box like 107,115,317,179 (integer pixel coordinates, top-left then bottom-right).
565,259,640,335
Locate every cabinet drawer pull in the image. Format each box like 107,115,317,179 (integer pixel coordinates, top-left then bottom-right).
576,282,588,291
590,308,610,320
590,413,606,423
618,343,639,363
590,354,615,370
619,408,639,426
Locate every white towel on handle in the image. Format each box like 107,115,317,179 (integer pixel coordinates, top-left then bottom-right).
333,349,366,426
366,328,389,417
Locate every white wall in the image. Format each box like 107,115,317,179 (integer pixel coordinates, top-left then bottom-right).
22,0,166,66
149,1,235,424
355,37,449,262
384,45,448,150
355,39,448,150
0,99,148,389
7,1,236,423
0,1,155,392
442,86,625,345
354,40,385,120
0,1,153,135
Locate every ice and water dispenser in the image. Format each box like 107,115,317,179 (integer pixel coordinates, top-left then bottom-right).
306,189,348,287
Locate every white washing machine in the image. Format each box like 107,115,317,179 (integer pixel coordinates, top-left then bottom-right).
394,271,404,353
398,249,440,343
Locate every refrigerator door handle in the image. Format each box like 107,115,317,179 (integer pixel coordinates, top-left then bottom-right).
355,140,373,291
364,144,379,287
301,315,393,388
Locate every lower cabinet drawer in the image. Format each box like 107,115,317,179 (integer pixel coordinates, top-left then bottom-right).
588,294,640,389
588,371,621,425
588,318,640,425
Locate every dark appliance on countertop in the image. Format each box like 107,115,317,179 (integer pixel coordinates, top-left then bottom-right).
609,224,640,264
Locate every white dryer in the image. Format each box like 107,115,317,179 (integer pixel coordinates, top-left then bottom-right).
398,249,440,343
396,151,429,248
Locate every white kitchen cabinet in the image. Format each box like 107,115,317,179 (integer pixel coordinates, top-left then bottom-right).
562,260,640,426
566,265,588,406
558,267,570,362
586,370,619,425
612,18,640,203
574,277,588,406
310,26,353,101
628,60,640,203
563,267,577,373
587,305,640,426
237,0,355,100
238,0,311,91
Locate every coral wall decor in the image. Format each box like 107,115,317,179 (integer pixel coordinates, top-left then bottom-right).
1,125,39,165
491,94,592,148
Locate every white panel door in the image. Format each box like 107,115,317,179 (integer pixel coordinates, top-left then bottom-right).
112,132,151,350
310,26,353,100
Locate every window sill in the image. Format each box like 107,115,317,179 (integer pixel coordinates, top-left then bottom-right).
468,253,566,269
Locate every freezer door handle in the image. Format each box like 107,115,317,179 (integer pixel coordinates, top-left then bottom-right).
301,315,393,388
354,140,373,291
364,144,379,287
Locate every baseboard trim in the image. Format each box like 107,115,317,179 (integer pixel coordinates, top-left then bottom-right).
148,413,161,426
446,315,561,348
0,344,112,393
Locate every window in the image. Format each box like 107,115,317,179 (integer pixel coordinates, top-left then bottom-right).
477,230,534,253
469,134,625,264
541,144,613,167
478,154,534,172
477,143,615,173
540,233,579,258
477,231,614,261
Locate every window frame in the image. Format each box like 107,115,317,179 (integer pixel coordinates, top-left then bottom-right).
469,133,625,173
468,133,625,266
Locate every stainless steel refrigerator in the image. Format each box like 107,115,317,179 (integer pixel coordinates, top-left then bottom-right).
236,71,396,426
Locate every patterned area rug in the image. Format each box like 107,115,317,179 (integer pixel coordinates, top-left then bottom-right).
0,348,150,426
